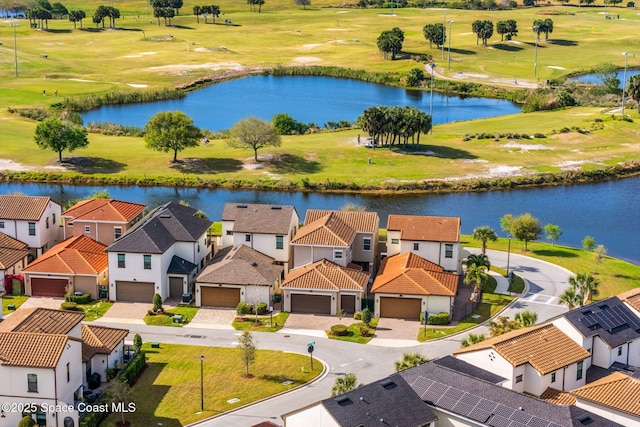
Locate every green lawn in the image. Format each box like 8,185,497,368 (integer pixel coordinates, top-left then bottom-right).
143,306,200,327
101,343,323,426
417,293,514,342
327,318,379,344
1,294,29,315
74,300,113,321
232,312,290,332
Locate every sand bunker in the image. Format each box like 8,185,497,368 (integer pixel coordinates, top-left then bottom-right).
503,142,549,151
123,55,142,58
0,159,66,172
303,43,322,49
547,65,565,70
146,62,243,75
293,56,322,63
127,83,148,88
68,78,97,83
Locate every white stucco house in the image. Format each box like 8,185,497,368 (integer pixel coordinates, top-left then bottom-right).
572,372,640,426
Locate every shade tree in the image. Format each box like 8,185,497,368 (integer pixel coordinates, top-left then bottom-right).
501,213,542,250
472,19,493,46
228,117,281,162
144,111,203,162
34,117,89,163
423,23,445,49
377,27,404,60
68,9,86,28
544,224,562,247
496,19,518,41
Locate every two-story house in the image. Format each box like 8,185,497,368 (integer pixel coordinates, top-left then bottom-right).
291,209,379,273
552,296,640,370
386,214,462,274
82,324,129,387
106,202,212,302
221,203,299,274
62,198,146,246
0,195,61,258
0,231,30,286
453,323,591,396
571,372,640,426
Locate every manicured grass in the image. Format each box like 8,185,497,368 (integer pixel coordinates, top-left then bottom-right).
327,318,379,344
101,342,323,426
210,221,222,236
232,312,290,332
143,306,200,327
1,294,29,315
417,293,514,342
508,275,526,294
461,235,640,298
483,274,498,293
74,300,113,321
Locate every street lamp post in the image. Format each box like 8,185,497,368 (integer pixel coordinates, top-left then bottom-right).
442,12,447,60
533,25,539,78
622,51,629,116
10,23,20,77
200,355,204,412
429,63,435,134
447,19,454,70
506,234,512,282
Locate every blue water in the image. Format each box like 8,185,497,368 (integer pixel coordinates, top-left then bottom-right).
2,176,638,264
82,75,521,131
572,69,640,87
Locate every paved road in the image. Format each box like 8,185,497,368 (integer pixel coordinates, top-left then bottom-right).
92,249,573,427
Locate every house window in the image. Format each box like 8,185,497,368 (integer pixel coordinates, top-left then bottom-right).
52,213,56,224
363,238,371,251
276,236,284,249
114,227,122,239
334,250,343,259
515,374,523,383
143,255,152,270
551,372,556,383
67,362,70,382
84,225,91,234
413,242,420,251
0,221,4,228
226,230,233,235
46,218,49,229
28,222,36,236
445,244,454,258
391,239,399,244
117,254,126,268
245,234,251,242
27,373,38,392
197,243,201,253
68,222,73,227
577,361,583,380
618,346,623,356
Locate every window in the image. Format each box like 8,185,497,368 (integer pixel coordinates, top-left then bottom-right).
551,372,556,383
577,361,583,380
197,243,200,253
515,374,523,383
245,234,251,242
66,363,70,382
28,373,38,392
84,225,91,234
52,213,56,224
276,236,284,249
0,221,4,228
46,218,49,229
117,254,126,268
618,346,623,356
363,238,371,251
391,239,399,244
114,227,122,239
143,255,152,270
28,222,36,236
226,230,233,235
445,244,454,258
68,221,73,227
334,250,343,259
413,242,420,251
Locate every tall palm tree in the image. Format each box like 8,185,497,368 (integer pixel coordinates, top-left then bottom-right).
465,254,491,270
559,286,582,310
514,310,538,328
464,264,489,302
570,272,600,305
473,226,498,255
394,352,429,372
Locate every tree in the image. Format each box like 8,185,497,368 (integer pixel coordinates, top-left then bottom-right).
559,286,582,311
193,5,201,23
461,332,486,348
533,18,553,41
472,226,497,255
377,27,404,60
361,307,372,325
152,293,163,312
18,416,36,427
331,373,358,396
508,213,542,250
238,331,256,377
569,272,600,305
627,74,640,111
406,68,425,87
496,19,518,41
423,23,445,49
133,333,143,353
228,117,281,162
465,254,491,270
472,20,493,46
34,117,89,163
93,4,109,28
105,378,132,426
170,0,183,14
544,224,562,247
69,9,86,28
593,245,607,274
394,352,428,372
488,315,520,337
209,5,221,24
582,235,596,252
51,2,68,18
295,0,311,8
500,213,513,235
464,264,488,301
144,111,202,162
272,113,307,135
247,0,265,12
514,310,537,327
594,63,620,94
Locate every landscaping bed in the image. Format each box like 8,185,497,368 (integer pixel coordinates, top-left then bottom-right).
232,312,290,332
143,306,199,327
327,318,379,344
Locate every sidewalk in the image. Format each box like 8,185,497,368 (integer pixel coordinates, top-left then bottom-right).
489,271,510,294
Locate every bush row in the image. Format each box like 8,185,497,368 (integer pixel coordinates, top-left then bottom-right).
65,293,92,304
427,312,450,325
236,301,268,316
119,351,146,386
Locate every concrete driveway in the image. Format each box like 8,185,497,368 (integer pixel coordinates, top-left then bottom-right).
279,313,358,338
17,296,64,310
370,317,421,344
189,308,235,330
100,302,149,324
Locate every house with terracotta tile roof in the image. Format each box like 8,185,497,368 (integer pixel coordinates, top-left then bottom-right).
291,209,379,273
571,372,640,426
619,287,640,317
0,231,30,284
22,235,108,299
82,324,129,387
0,195,62,258
195,245,283,308
62,198,146,246
552,296,640,369
386,214,462,274
221,203,299,273
453,324,591,396
370,252,458,320
281,259,368,315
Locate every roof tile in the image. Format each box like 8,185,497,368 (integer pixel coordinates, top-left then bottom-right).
291,213,356,246
0,195,55,221
63,198,146,223
619,287,640,313
81,324,128,362
282,259,368,291
221,203,297,235
0,332,68,368
387,214,460,242
539,387,577,405
197,245,283,286
23,235,107,275
0,232,30,270
0,307,84,334
572,372,640,417
304,209,379,233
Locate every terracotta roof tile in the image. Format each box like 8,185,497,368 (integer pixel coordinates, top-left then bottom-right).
63,198,146,223
0,307,84,334
539,387,577,405
304,209,379,233
81,324,128,362
0,332,67,368
282,259,368,291
619,287,640,313
453,324,590,375
387,214,460,242
221,203,297,234
0,195,55,221
291,213,356,246
197,245,283,286
572,372,640,417
371,252,457,296
0,232,30,270
23,235,108,275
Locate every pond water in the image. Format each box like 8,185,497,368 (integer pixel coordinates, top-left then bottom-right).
82,75,521,131
572,69,640,87
2,176,639,265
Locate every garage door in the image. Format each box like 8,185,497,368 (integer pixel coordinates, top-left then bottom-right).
31,277,67,297
291,294,331,315
341,295,356,314
169,277,183,297
201,287,240,308
116,281,155,303
380,297,421,320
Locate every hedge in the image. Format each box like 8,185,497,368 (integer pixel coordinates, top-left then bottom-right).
61,302,81,311
427,312,450,325
236,302,252,316
79,403,107,427
330,324,348,336
255,302,268,315
119,351,146,386
65,293,92,304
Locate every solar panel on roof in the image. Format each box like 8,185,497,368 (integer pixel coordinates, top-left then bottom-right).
511,410,533,424
460,392,481,406
477,398,498,413
581,316,597,328
437,396,459,411
452,401,474,418
494,404,516,418
527,417,551,427
445,387,464,400
430,382,450,394
468,408,492,423
422,389,441,404
489,414,512,427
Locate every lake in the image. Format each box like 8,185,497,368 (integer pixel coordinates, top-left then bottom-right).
572,69,640,87
2,177,638,265
82,75,521,131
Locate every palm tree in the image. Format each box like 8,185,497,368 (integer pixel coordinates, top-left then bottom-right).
514,310,538,328
570,272,600,305
394,352,429,372
627,74,640,109
473,226,498,255
331,373,359,396
465,253,491,270
461,333,487,348
464,264,489,302
559,286,582,310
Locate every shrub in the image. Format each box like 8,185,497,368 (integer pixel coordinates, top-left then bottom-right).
61,302,80,311
133,333,142,354
119,351,146,386
65,292,92,304
427,312,450,325
534,133,546,138
330,324,348,336
152,293,163,312
106,367,118,381
255,302,268,315
353,311,362,320
236,302,252,316
359,325,371,337
361,307,372,325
